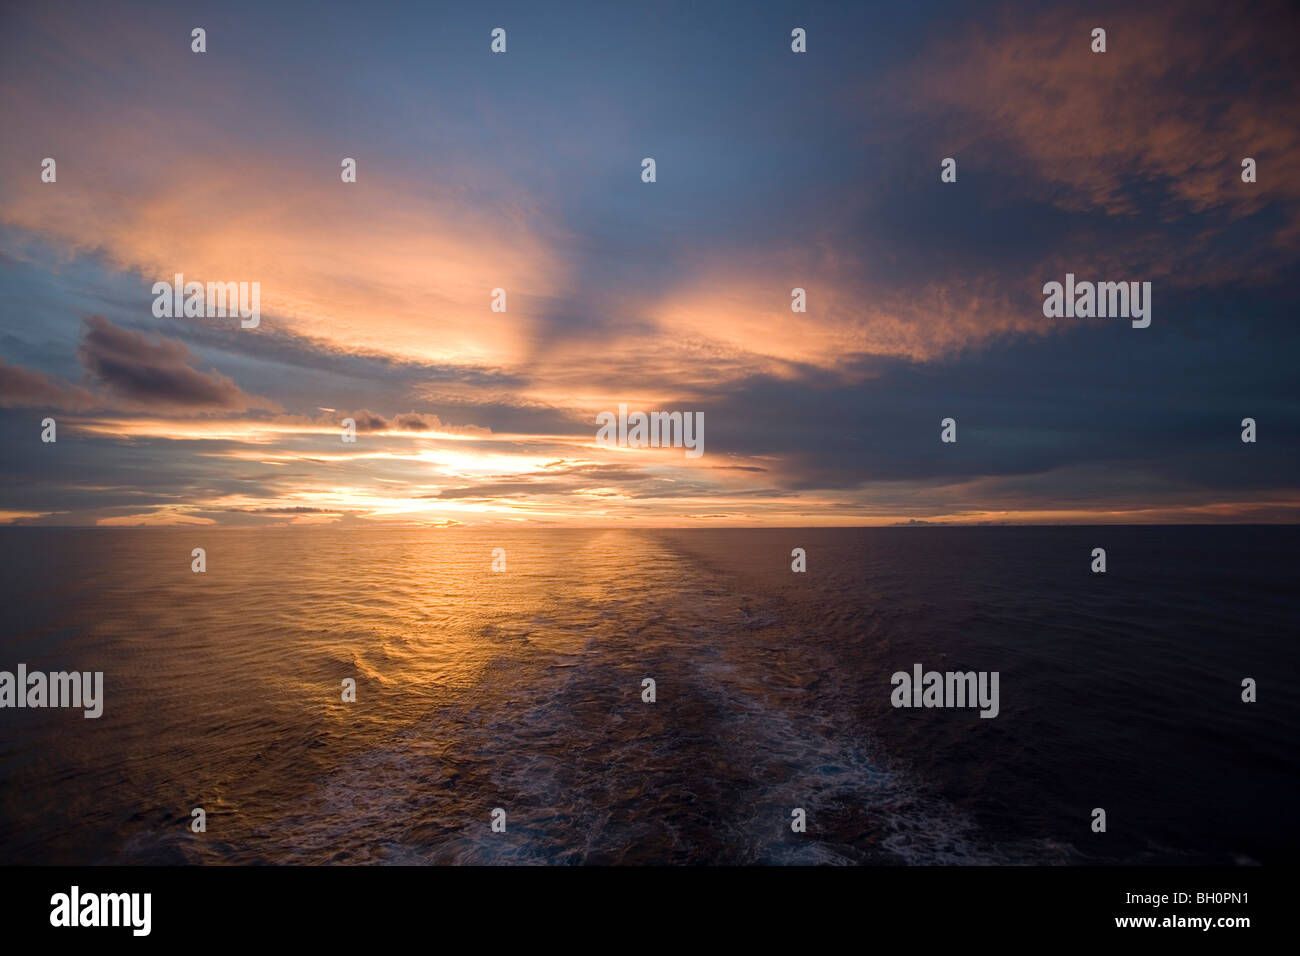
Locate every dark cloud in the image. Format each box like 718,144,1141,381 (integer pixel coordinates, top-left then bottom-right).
347,409,389,432
228,506,336,514
340,409,453,433
391,412,442,431
0,358,99,410
76,316,256,410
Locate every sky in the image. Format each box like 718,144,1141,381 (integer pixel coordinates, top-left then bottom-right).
1,0,1297,527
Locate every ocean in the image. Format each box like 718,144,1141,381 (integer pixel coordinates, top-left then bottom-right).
0,526,1294,865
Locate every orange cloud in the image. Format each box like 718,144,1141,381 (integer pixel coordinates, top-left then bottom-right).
0,7,570,372
907,4,1300,225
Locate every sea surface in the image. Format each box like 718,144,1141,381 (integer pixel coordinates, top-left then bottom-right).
0,526,1295,865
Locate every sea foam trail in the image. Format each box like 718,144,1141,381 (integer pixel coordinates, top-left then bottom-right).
252,533,1058,865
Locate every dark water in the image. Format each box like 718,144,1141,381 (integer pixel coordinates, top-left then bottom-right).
0,526,1294,865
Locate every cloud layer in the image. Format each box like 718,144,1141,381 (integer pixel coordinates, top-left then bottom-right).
0,0,1297,526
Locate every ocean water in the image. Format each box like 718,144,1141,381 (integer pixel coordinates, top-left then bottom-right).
0,526,1294,865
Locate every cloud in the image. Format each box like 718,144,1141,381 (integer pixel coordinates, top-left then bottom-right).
419,461,648,500
347,409,390,432
342,409,463,434
76,315,261,410
96,510,217,527
0,6,568,373
0,1,1297,527
0,357,99,410
391,412,442,431
905,2,1300,229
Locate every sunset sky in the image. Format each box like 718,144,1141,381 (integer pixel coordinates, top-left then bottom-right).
1,0,1297,527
